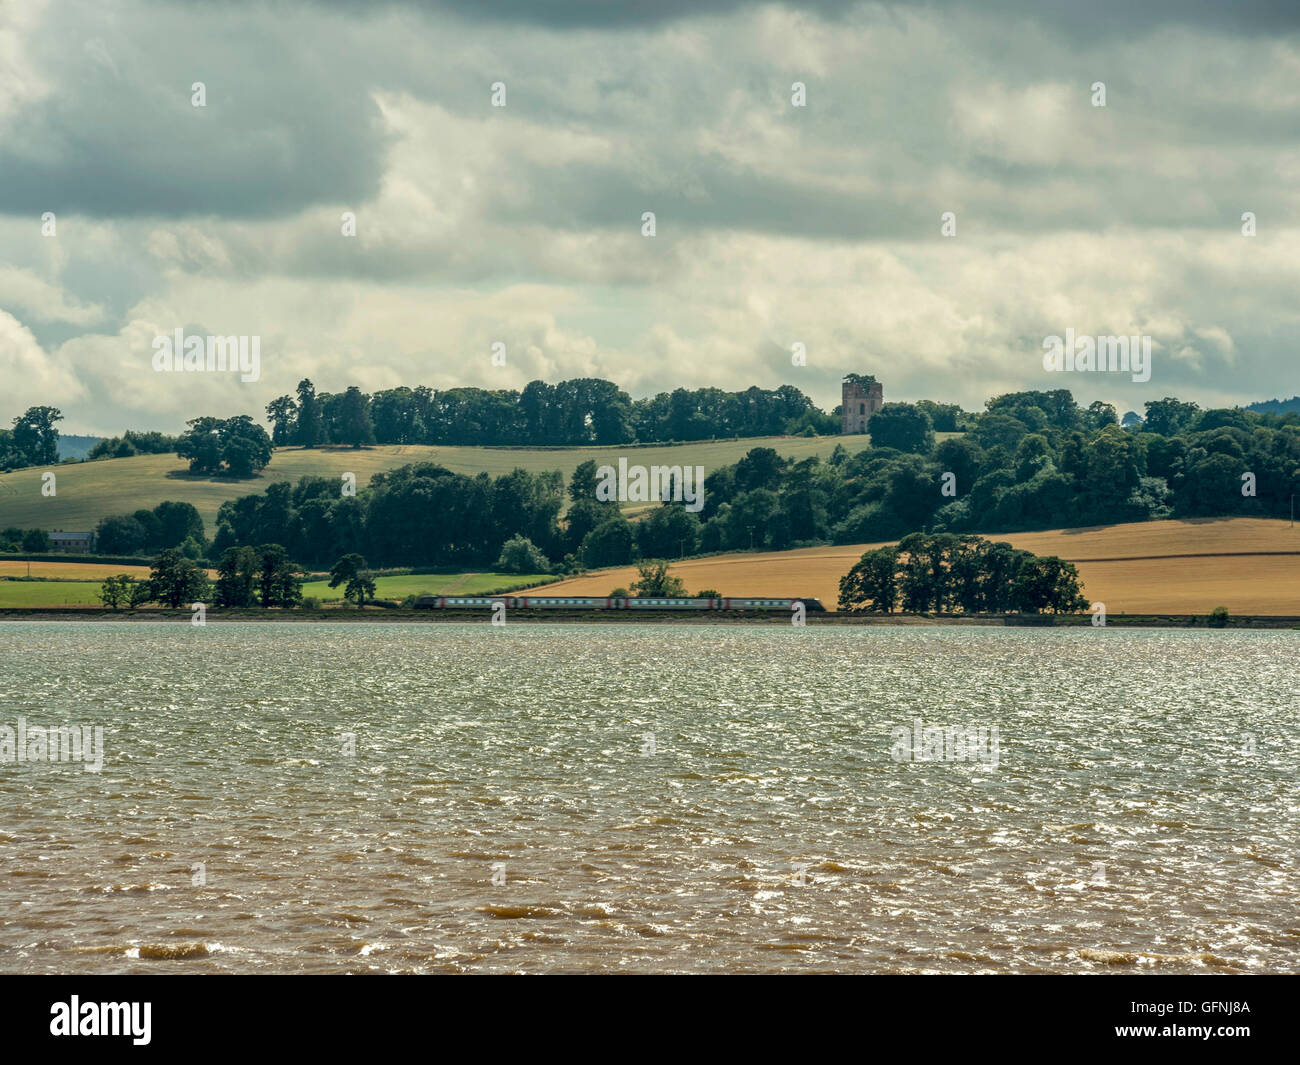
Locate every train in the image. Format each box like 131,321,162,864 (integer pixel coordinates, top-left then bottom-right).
412,594,826,612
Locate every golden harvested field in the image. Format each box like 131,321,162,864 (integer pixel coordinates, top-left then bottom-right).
541,518,1300,615
0,561,153,579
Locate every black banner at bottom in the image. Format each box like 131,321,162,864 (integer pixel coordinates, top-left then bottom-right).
0,973,1287,1052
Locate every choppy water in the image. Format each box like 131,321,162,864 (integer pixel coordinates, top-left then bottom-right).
0,622,1296,973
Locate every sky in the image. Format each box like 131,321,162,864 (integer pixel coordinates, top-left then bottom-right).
1,0,1298,435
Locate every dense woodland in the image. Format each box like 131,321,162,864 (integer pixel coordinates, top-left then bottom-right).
261,377,835,448
4,384,1298,591
31,388,1289,580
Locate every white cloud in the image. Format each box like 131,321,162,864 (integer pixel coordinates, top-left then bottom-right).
0,310,87,411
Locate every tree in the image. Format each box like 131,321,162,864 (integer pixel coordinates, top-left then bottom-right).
21,528,51,552
631,560,687,598
176,416,271,477
839,534,1085,615
88,430,176,461
175,417,224,474
1080,426,1141,517
563,498,607,554
11,406,62,467
219,415,273,476
153,500,205,549
149,549,210,609
295,379,324,448
328,553,376,608
898,532,952,613
266,395,298,446
99,573,151,610
725,488,779,550
868,403,934,454
733,447,786,492
1009,555,1086,613
1013,434,1053,482
838,546,899,613
970,412,1030,453
568,460,601,503
98,574,130,610
1143,397,1200,437
95,515,148,555
581,517,635,567
915,400,963,433
495,535,551,574
258,544,303,608
215,546,261,607
1087,400,1119,430
337,386,375,448
636,505,698,558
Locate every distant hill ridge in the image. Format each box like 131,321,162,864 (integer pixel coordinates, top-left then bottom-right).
56,435,105,461
1246,396,1300,415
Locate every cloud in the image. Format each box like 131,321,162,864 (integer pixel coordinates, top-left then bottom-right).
232,1,1300,36
1,0,1298,434
0,1,391,219
0,311,88,413
0,268,106,326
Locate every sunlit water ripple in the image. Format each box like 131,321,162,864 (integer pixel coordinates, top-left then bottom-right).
0,622,1296,973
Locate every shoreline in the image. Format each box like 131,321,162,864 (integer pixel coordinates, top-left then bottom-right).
1,608,1296,628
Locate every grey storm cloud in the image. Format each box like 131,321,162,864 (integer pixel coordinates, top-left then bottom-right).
0,4,391,219
2,0,1298,434
277,0,1300,35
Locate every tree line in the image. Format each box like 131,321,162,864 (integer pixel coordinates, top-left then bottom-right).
264,377,830,449
98,544,307,611
838,533,1087,614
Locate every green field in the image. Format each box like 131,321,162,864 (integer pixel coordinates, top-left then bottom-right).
0,436,881,533
0,570,557,608
0,580,106,606
300,572,556,601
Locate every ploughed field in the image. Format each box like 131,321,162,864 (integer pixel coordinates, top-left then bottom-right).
540,518,1300,615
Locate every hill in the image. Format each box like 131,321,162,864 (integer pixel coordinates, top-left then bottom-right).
0,435,875,533
56,435,105,461
539,518,1300,615
1246,396,1300,415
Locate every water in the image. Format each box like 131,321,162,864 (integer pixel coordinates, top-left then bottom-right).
0,622,1296,973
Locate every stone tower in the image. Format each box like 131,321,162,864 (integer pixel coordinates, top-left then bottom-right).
841,374,883,434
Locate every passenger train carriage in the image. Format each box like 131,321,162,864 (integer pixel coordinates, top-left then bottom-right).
413,595,825,612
